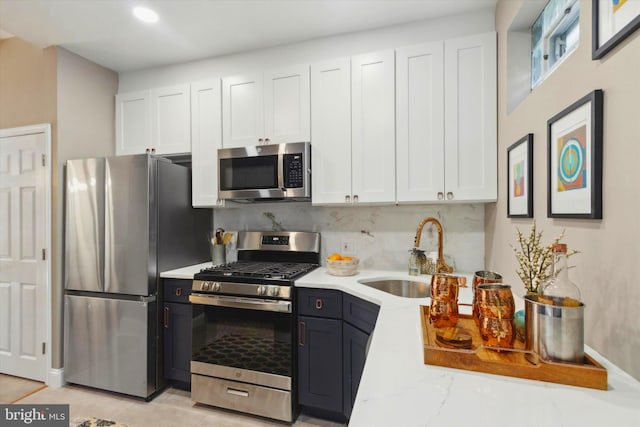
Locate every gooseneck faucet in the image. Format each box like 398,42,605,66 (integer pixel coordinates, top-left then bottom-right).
414,217,453,274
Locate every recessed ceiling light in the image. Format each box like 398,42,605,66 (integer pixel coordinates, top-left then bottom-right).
133,6,159,23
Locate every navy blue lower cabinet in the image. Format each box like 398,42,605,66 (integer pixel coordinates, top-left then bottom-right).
343,321,370,419
163,278,192,387
297,315,343,413
163,301,192,384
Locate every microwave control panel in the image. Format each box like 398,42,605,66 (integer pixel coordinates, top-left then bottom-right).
283,153,304,188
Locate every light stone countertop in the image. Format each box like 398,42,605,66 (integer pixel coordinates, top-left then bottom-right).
161,264,640,426
160,262,212,279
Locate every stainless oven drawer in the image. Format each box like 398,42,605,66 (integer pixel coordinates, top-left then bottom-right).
191,361,291,391
192,374,292,422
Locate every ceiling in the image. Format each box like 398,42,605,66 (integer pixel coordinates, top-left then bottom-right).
0,0,496,73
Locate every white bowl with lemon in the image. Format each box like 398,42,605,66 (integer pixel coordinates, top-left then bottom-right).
326,253,359,276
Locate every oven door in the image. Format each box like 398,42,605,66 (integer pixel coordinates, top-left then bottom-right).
190,293,293,391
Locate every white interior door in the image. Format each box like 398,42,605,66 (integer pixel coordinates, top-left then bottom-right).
0,127,49,381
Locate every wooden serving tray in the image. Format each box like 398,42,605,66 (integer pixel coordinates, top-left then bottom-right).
420,305,608,390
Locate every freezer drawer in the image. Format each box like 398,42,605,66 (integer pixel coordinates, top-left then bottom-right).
64,294,158,398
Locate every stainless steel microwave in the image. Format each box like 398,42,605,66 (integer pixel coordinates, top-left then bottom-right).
218,142,311,202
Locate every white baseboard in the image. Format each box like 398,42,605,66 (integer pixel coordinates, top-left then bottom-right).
47,368,65,388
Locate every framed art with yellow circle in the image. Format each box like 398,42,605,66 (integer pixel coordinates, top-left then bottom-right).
507,134,533,218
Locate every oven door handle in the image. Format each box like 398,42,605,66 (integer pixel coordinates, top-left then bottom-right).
189,293,292,313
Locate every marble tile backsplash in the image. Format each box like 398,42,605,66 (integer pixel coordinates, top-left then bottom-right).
213,203,485,274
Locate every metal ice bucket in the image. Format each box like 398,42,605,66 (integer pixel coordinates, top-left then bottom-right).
524,294,584,364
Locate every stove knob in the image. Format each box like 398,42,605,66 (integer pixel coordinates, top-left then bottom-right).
257,285,267,295
212,282,221,292
201,281,210,291
270,287,280,297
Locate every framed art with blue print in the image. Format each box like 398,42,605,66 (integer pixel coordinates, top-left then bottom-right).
547,90,603,219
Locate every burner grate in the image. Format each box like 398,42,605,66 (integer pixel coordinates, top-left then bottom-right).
200,261,318,279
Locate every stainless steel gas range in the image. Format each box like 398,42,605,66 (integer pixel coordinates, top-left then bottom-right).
189,231,320,422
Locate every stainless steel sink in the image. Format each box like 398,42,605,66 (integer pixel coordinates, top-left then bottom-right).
358,279,430,298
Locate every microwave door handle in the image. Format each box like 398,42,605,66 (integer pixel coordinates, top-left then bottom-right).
278,151,285,195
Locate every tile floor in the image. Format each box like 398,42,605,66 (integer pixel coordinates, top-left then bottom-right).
6,379,346,427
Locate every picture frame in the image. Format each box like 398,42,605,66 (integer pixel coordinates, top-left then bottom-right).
507,134,533,218
593,0,640,59
547,90,603,219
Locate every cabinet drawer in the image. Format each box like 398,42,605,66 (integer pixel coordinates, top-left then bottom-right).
297,289,342,319
164,279,192,303
343,293,379,335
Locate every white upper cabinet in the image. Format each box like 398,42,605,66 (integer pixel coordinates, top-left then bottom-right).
191,78,224,208
222,64,310,148
311,50,396,205
351,50,396,204
396,41,445,203
311,57,352,205
264,65,310,144
444,31,497,202
152,84,191,155
222,73,264,148
116,84,191,156
396,32,497,203
115,90,151,156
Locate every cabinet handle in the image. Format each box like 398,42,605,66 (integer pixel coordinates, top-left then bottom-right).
298,321,306,346
164,306,169,328
437,192,444,200
315,298,323,310
175,288,182,297
345,195,351,203
353,195,359,203
446,192,453,200
226,387,249,397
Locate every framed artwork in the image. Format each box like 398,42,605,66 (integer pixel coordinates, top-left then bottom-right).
593,0,640,59
547,90,604,219
507,134,533,218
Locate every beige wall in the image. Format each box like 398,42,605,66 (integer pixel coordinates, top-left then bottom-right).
0,37,57,128
0,37,59,367
55,47,117,367
1,38,117,370
489,0,640,380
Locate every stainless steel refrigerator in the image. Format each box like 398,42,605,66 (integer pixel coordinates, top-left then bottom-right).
63,154,210,399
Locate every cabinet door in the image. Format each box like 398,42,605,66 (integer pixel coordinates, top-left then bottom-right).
396,42,445,203
115,90,151,156
351,50,396,204
298,316,342,413
151,84,191,155
264,64,310,144
222,73,264,148
444,32,497,202
163,302,192,384
310,57,352,205
343,322,370,420
191,78,224,207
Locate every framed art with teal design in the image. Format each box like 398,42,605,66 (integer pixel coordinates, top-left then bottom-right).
507,134,533,218
547,90,603,219
593,0,640,59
